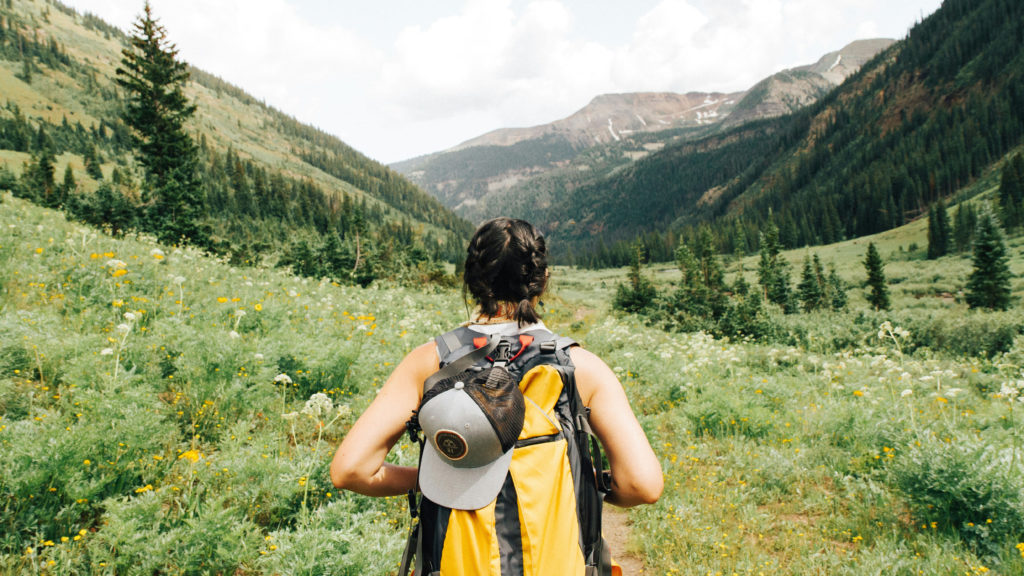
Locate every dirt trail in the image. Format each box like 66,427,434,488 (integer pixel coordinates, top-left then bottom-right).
604,507,646,575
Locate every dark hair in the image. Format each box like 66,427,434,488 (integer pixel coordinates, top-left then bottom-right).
463,217,548,326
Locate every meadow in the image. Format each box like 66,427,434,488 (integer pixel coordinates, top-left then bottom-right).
2,191,1024,575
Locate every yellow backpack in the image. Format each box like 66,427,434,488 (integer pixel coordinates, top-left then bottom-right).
401,327,615,576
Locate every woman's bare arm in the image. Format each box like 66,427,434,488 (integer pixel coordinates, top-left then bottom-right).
330,342,436,496
571,346,663,507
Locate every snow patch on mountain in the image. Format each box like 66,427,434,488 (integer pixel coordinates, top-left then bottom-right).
607,118,620,141
684,99,721,113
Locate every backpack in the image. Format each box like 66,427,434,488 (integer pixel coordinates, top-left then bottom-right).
399,326,616,576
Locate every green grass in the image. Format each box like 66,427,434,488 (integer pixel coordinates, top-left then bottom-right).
0,193,456,574
3,193,1024,574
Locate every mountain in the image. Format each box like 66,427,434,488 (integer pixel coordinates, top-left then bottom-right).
0,0,472,280
535,0,1024,267
393,39,893,222
722,39,893,127
454,91,742,151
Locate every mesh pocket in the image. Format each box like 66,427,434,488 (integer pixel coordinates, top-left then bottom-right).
466,367,524,451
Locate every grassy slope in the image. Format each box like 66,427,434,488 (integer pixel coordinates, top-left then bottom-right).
1,0,457,239
552,191,1024,574
569,149,1017,317
0,193,455,573
5,191,1024,574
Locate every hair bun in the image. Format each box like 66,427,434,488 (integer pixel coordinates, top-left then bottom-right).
463,218,548,326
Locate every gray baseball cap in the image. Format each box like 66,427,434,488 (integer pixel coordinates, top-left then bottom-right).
417,367,525,510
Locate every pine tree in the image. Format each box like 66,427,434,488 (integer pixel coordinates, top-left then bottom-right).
695,228,725,293
998,154,1023,229
613,241,657,314
19,149,55,204
827,266,847,311
18,54,32,84
863,242,890,311
797,255,824,312
675,242,701,292
58,163,76,206
953,203,977,253
116,2,207,246
757,221,794,312
674,233,729,321
84,144,103,180
936,200,951,255
91,182,136,236
927,199,951,259
965,208,1012,310
926,205,938,257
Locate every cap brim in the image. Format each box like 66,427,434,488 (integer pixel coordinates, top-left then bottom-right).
419,443,514,510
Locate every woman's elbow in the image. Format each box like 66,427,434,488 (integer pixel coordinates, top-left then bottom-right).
628,476,663,505
612,472,663,507
639,475,664,504
330,452,361,490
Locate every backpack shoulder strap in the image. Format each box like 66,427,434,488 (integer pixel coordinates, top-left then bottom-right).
424,334,498,393
434,326,476,366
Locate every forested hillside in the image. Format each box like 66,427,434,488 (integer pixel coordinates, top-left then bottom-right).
0,0,472,283
395,40,892,230
544,0,1024,267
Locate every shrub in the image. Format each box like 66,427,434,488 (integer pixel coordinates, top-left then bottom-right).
683,388,775,439
888,435,1024,558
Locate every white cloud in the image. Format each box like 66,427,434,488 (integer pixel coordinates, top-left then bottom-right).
60,0,943,162
150,0,381,127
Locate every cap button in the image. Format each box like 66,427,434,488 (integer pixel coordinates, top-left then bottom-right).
454,381,464,390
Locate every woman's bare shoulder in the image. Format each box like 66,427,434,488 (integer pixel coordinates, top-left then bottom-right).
568,345,613,373
378,340,439,397
568,345,618,403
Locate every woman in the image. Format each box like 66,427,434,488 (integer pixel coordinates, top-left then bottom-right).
331,217,662,572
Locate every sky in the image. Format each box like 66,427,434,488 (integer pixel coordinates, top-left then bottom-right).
60,0,944,164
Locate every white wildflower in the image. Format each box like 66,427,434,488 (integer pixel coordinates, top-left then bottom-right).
150,248,165,259
878,321,892,340
105,259,127,269
901,389,913,397
235,309,246,318
173,276,186,285
116,323,131,334
100,348,114,356
281,412,299,422
274,373,293,385
254,353,265,361
302,393,333,418
999,380,1023,402
124,312,137,322
229,330,240,339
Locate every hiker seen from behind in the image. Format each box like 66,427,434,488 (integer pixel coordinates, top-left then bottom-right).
331,217,663,575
